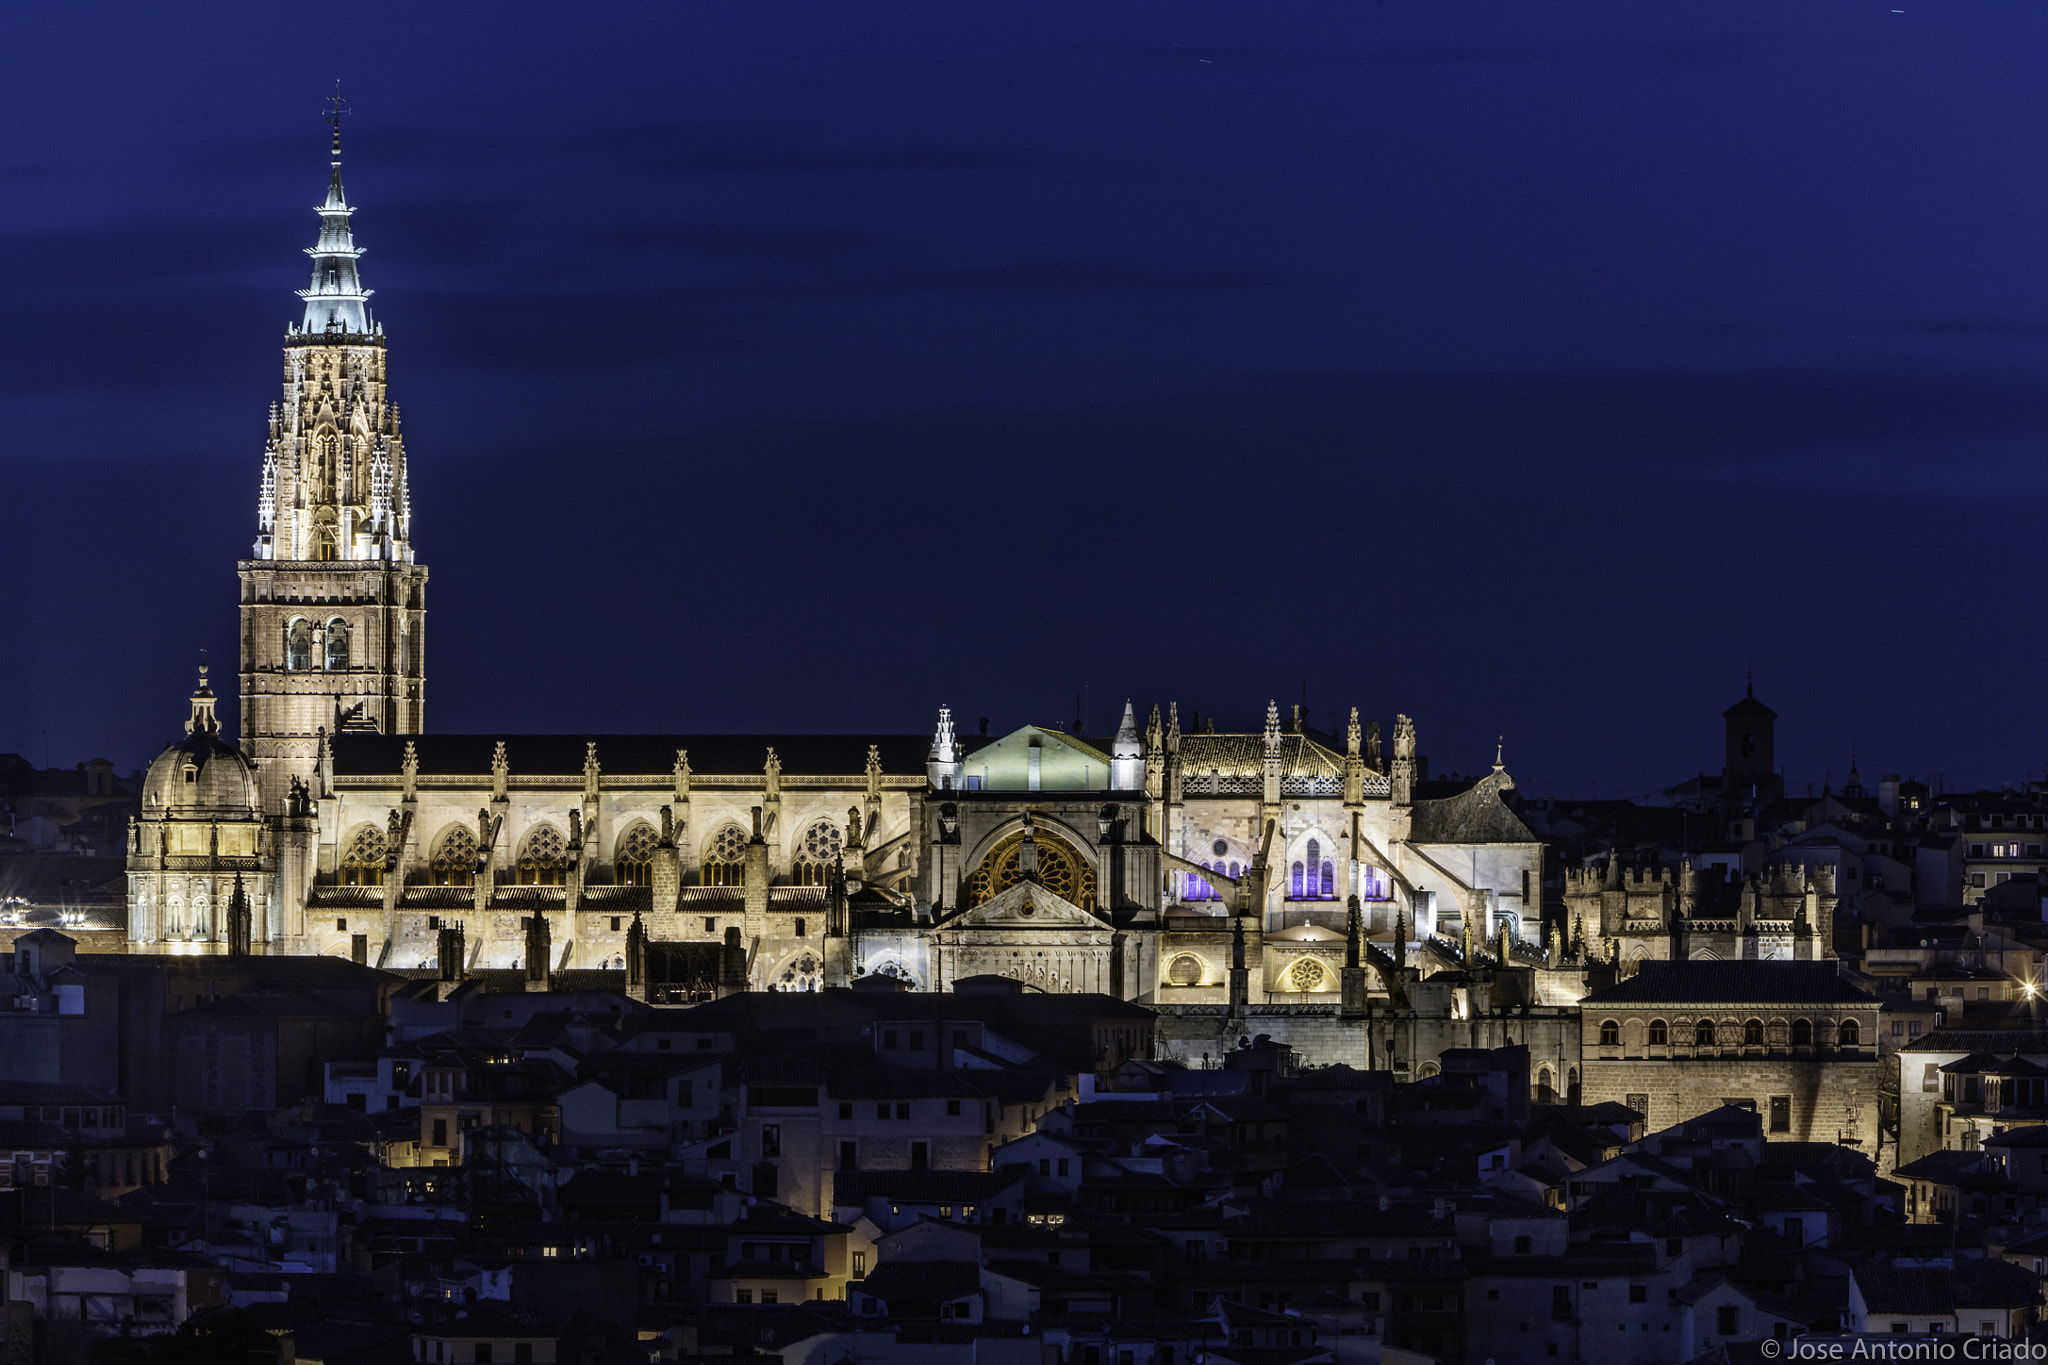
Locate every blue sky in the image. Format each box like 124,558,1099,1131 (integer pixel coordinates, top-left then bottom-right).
5,1,2047,795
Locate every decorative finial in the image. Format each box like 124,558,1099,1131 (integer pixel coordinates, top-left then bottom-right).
324,80,350,160
1494,736,1504,771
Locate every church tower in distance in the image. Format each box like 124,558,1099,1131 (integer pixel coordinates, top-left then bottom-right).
238,102,426,809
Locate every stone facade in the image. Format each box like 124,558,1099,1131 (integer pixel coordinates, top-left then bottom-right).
1577,961,1882,1149
1563,857,1840,971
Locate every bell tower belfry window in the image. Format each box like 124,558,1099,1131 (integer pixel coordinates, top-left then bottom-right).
236,91,427,811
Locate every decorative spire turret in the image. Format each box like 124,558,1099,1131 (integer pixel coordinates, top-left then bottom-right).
296,84,375,335
186,665,219,736
927,705,963,790
1110,700,1142,790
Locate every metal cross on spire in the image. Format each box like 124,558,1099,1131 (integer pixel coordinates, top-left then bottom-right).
324,81,350,156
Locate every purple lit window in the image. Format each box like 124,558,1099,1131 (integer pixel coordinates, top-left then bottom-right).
1361,867,1392,901
1290,862,1305,900
1319,860,1335,899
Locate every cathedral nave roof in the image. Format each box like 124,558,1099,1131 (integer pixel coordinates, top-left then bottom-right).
331,732,959,778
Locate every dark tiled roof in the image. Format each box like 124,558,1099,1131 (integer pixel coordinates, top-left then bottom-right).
1854,1264,1953,1316
854,1259,982,1302
332,733,942,778
1900,1029,2048,1055
834,1169,1019,1204
1580,961,1876,1006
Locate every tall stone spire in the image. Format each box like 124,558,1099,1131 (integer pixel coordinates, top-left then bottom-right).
298,86,374,336
239,92,428,815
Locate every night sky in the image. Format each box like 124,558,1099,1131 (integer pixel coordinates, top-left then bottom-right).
6,2,2048,798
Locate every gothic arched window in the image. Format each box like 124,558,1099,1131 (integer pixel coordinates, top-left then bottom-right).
1319,857,1335,899
341,826,388,887
1290,862,1305,900
1361,866,1392,901
1792,1018,1813,1047
286,620,313,672
792,821,843,887
324,618,350,672
190,882,211,938
430,827,477,887
703,824,747,887
615,822,657,887
517,824,569,886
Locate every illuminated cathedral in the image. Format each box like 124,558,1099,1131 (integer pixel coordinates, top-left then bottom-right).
124,121,1547,1011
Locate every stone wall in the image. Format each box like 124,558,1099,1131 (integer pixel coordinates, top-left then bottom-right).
1581,1056,1880,1148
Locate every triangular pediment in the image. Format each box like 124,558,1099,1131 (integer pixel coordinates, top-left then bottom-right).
945,880,1106,930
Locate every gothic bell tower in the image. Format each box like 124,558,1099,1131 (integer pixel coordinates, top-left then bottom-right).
238,97,426,809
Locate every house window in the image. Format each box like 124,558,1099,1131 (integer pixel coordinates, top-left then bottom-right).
1695,1020,1716,1046
1792,1018,1812,1047
736,1290,752,1305
1719,1307,1739,1336
1630,1285,1647,1304
1599,1020,1619,1047
1770,1096,1791,1133
1839,1020,1860,1047
1743,1019,1764,1046
1647,1019,1667,1045
853,1252,866,1277
947,1100,962,1117
760,1125,780,1158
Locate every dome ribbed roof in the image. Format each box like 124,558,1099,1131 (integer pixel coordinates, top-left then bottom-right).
142,732,259,818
